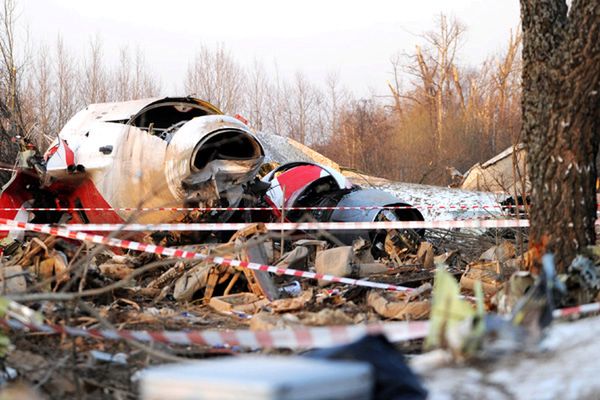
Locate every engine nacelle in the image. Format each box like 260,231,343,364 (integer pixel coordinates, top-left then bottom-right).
165,116,264,206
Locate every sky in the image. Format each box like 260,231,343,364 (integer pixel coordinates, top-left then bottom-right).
20,0,521,97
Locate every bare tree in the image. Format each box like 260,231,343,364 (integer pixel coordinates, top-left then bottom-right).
115,46,132,101
324,71,348,141
245,59,269,131
520,0,600,271
402,14,466,163
0,0,26,183
131,47,160,98
263,61,285,135
424,14,465,160
28,44,53,148
80,35,109,105
287,72,322,144
388,54,405,118
0,0,27,134
54,34,79,130
491,30,522,152
113,46,160,101
184,44,245,113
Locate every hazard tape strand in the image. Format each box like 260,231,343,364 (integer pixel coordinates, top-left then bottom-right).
1,301,598,349
0,204,532,212
552,302,600,318
0,219,535,232
0,218,415,292
0,318,429,349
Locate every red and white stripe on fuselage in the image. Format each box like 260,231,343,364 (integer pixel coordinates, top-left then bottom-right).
0,172,125,239
44,137,75,171
0,171,35,240
264,164,352,213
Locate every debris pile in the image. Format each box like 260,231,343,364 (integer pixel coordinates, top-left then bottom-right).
1,211,598,399
0,97,597,399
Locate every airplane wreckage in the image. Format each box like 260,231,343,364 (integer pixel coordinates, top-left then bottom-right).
0,96,501,252
5,98,600,400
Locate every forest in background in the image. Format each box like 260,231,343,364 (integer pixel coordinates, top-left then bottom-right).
0,0,522,186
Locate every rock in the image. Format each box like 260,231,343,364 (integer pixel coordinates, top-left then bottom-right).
0,265,26,294
358,263,389,277
270,289,313,313
367,291,430,320
460,259,519,296
480,241,516,263
416,242,435,269
250,311,301,331
173,263,211,301
434,251,459,267
315,246,355,279
98,263,134,280
34,251,70,289
275,246,309,270
297,309,354,326
209,293,269,315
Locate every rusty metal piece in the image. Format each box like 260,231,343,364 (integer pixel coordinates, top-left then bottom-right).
33,251,70,291
367,290,430,320
208,293,269,315
223,271,241,296
416,242,435,270
203,267,221,303
17,236,56,267
147,261,186,289
229,223,268,243
460,260,518,296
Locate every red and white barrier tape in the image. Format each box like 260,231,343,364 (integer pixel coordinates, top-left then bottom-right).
2,303,597,350
552,302,600,318
0,218,414,292
0,204,528,212
3,301,599,349
0,219,534,233
0,318,429,349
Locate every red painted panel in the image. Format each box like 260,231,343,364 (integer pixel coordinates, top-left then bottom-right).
275,165,322,206
65,179,124,224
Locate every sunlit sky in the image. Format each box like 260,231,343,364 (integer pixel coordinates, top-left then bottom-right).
21,0,520,97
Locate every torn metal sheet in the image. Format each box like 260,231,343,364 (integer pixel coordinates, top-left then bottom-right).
0,97,264,230
461,143,529,193
329,188,424,247
255,131,507,221
262,161,352,210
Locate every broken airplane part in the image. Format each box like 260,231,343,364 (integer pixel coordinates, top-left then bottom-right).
258,161,424,254
0,96,501,255
0,97,265,227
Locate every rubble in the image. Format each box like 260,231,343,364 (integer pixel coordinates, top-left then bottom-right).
208,293,269,314
269,288,313,313
367,290,430,320
460,261,512,296
315,247,355,280
0,206,596,399
0,97,596,399
0,265,26,294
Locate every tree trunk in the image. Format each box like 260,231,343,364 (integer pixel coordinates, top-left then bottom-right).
520,0,600,271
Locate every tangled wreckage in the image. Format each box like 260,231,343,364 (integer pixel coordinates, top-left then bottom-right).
0,96,426,253
1,98,599,399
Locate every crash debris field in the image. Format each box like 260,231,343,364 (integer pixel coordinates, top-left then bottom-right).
0,97,598,400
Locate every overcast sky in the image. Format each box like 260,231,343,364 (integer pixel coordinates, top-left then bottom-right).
21,0,521,97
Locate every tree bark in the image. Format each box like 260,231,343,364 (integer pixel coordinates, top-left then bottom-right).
520,0,600,271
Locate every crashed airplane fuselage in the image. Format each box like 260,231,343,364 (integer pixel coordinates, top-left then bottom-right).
0,97,265,225
0,96,430,257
